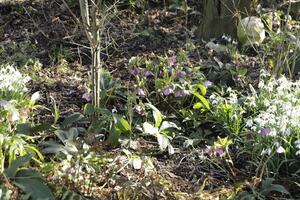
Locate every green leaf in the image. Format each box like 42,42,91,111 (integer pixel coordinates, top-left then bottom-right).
16,169,43,179
61,189,87,200
0,184,12,200
157,133,170,151
16,123,52,135
4,154,33,178
146,103,163,127
83,103,94,116
55,127,79,142
31,123,52,133
108,126,121,147
159,121,180,132
61,113,85,128
41,141,70,155
50,96,59,124
261,184,290,195
13,170,54,200
193,92,210,109
16,123,32,135
113,114,131,134
198,84,207,95
193,102,203,109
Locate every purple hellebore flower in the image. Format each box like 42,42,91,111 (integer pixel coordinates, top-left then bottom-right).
134,105,146,116
158,70,164,78
260,128,271,137
130,68,140,76
136,88,146,98
204,147,213,157
168,55,177,67
203,81,213,88
163,86,174,96
82,93,92,102
144,70,154,78
214,148,225,157
175,90,185,98
176,71,186,78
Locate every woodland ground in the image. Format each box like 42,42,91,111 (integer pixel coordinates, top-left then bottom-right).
0,1,299,199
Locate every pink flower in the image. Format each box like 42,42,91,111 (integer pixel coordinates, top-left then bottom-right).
163,86,174,96
168,55,177,67
204,147,212,157
134,105,146,116
136,88,146,98
145,70,154,78
203,81,213,88
260,128,271,137
130,68,140,76
215,148,225,157
176,71,186,78
175,90,185,97
82,93,92,102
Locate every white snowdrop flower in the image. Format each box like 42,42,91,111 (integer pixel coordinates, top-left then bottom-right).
249,84,256,94
263,99,270,107
31,91,41,103
0,65,31,93
269,128,277,137
251,126,258,131
295,140,300,149
258,81,264,89
246,119,253,127
128,56,137,64
260,69,271,78
261,148,272,156
274,142,280,147
228,93,238,104
277,146,285,154
227,87,233,93
10,111,20,122
246,96,256,107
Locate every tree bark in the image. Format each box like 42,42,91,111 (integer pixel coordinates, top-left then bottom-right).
198,0,256,40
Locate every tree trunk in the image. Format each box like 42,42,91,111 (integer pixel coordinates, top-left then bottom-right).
198,0,256,40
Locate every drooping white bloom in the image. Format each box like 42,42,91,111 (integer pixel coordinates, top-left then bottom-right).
0,65,31,93
277,146,285,154
246,119,253,127
261,148,272,156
